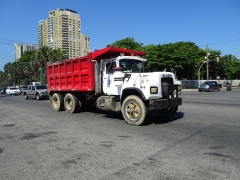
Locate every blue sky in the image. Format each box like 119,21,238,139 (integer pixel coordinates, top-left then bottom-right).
0,0,239,71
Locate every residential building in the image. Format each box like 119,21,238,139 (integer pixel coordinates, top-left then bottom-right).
38,20,48,47
14,44,37,61
80,34,90,56
38,8,90,58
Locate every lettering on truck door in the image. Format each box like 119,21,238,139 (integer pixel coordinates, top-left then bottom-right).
102,61,119,95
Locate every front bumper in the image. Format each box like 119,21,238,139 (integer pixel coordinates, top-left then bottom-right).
149,98,182,110
198,88,209,91
149,84,182,110
39,94,49,98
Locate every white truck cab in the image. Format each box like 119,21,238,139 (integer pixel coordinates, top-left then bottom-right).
94,53,182,125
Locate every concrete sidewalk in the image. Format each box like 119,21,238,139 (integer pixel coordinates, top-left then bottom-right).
182,87,240,91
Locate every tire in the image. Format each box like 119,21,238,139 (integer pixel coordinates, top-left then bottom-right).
121,95,148,126
24,93,28,100
36,94,40,101
64,93,79,114
198,90,202,92
52,93,64,111
158,106,178,118
75,94,84,112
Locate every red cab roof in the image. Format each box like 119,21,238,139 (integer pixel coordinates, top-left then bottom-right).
90,47,146,61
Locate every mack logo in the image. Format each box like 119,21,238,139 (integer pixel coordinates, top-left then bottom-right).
162,74,172,77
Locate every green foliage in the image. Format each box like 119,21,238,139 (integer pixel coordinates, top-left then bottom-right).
107,37,143,50
2,39,240,84
2,46,66,84
17,50,37,62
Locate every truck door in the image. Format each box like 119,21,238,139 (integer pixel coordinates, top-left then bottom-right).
102,61,120,95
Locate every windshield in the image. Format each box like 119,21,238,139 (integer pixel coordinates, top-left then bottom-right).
202,82,211,85
35,85,47,89
10,88,18,90
119,59,144,73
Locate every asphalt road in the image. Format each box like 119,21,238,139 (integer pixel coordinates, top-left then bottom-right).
0,89,239,180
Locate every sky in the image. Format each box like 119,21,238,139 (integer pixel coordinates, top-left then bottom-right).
0,0,239,71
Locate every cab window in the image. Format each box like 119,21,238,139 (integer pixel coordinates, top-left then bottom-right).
119,59,144,73
106,61,116,74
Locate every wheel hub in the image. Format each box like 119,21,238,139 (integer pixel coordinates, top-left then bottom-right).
126,102,139,119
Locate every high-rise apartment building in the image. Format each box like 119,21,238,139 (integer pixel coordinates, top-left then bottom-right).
80,34,90,56
38,20,48,47
14,44,37,61
38,8,90,58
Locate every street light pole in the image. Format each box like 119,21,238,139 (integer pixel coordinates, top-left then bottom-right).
198,61,206,85
206,44,209,80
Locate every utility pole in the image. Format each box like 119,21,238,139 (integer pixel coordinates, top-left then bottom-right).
206,44,209,80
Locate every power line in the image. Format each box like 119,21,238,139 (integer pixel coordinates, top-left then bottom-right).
208,39,240,46
0,42,14,46
0,37,37,45
199,39,240,48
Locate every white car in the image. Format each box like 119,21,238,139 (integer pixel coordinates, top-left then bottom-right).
6,87,20,95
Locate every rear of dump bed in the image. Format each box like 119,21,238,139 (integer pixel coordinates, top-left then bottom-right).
47,55,95,93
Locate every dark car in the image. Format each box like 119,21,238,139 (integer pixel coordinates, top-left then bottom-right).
0,87,7,94
198,81,220,92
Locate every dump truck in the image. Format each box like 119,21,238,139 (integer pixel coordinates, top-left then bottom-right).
47,47,182,125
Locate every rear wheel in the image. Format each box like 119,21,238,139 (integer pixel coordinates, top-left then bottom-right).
64,93,79,114
52,93,64,111
122,95,148,126
158,106,178,118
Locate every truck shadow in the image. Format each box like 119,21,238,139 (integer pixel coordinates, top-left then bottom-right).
91,108,184,126
145,112,184,125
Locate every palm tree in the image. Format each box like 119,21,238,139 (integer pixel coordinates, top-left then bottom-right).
35,46,53,83
51,48,68,62
0,71,7,87
4,62,14,86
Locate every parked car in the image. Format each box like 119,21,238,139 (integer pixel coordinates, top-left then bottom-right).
198,81,221,92
0,87,7,94
6,87,20,95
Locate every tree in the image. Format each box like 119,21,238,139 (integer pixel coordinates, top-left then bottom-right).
142,42,205,79
107,37,143,50
4,62,14,86
22,61,38,84
17,50,37,62
221,54,240,79
51,48,68,62
0,71,7,87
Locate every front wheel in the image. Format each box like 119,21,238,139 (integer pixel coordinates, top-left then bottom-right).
36,94,40,101
24,94,28,100
121,95,148,126
158,106,178,118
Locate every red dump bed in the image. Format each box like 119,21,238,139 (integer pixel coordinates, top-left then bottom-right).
47,47,146,92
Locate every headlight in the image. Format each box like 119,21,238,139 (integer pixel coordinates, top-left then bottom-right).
150,87,158,94
178,85,182,91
